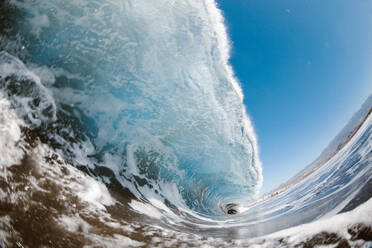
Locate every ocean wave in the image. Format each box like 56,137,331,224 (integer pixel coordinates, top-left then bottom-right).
0,0,371,247
0,0,262,216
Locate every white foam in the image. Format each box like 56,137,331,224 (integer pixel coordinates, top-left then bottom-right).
83,235,144,248
0,52,57,127
76,177,115,209
0,94,25,167
271,197,372,243
59,215,145,247
28,12,50,38
59,214,91,233
129,200,163,220
231,196,372,247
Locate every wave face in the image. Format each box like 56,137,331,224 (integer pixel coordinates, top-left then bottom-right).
0,0,262,215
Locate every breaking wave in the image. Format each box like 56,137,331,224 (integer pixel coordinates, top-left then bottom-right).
0,0,371,247
0,0,262,216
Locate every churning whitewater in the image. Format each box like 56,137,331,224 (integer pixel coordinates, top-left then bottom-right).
0,0,371,247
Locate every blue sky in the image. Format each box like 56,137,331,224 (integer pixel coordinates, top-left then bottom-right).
216,0,372,194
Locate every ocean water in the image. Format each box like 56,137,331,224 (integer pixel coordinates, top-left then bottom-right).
0,0,371,247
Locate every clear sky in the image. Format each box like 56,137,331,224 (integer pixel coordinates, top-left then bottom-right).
216,0,372,194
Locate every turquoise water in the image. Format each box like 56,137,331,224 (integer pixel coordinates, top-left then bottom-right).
0,0,261,216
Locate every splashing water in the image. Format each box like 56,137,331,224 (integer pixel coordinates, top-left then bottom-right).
0,0,262,216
